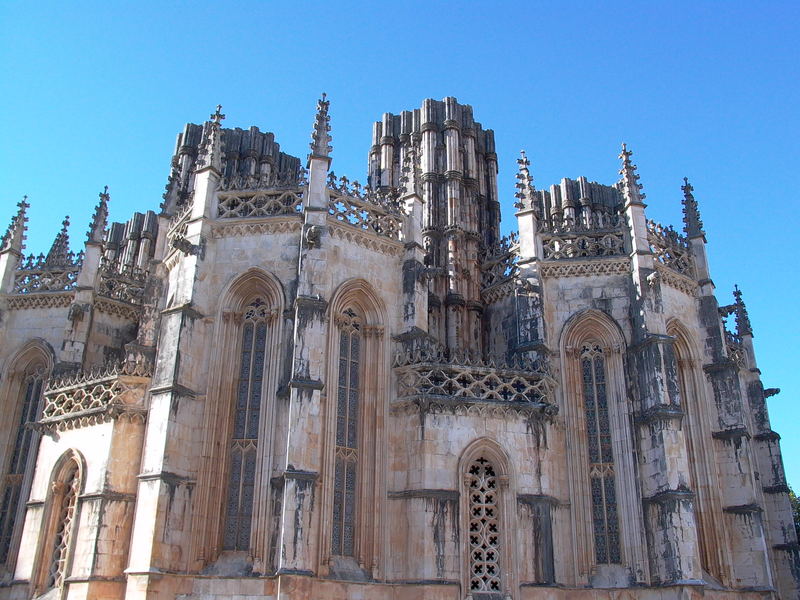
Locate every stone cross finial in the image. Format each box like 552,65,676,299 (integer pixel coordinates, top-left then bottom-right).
309,93,333,158
46,216,71,266
618,142,646,204
733,284,753,337
514,150,535,210
1,195,30,252
681,176,705,239
87,185,111,243
210,104,226,126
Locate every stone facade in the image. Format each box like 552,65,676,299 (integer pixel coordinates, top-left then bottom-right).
0,97,797,600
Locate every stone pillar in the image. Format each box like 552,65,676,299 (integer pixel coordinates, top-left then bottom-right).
619,146,701,585
276,97,333,575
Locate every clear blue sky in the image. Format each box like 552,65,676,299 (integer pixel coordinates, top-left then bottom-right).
2,2,798,488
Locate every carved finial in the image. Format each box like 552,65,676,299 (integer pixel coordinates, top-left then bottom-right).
733,284,753,337
210,104,226,126
87,186,110,243
618,142,646,205
197,105,225,173
514,150,536,210
681,176,705,239
46,216,71,266
309,93,332,158
1,195,30,253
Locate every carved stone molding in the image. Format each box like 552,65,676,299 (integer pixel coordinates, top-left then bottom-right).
211,217,303,239
539,258,630,279
6,292,74,310
327,221,404,257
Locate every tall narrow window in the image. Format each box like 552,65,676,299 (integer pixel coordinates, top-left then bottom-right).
0,370,44,563
45,462,80,590
581,343,621,564
468,456,502,594
331,309,360,556
224,298,269,551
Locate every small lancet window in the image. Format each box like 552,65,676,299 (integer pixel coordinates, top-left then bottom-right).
223,298,270,551
45,462,80,590
331,308,360,556
0,369,44,563
581,344,621,564
468,456,502,594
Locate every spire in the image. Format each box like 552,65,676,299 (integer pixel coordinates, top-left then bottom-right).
309,93,332,159
1,196,29,253
87,186,110,243
514,150,536,210
197,104,225,173
681,177,705,240
46,216,71,266
618,142,646,205
733,284,753,337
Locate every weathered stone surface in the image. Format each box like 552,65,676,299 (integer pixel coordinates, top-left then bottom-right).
0,98,795,600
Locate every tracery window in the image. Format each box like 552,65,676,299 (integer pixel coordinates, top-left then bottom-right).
43,461,80,591
0,369,44,564
223,298,270,551
581,344,621,564
331,308,360,556
467,456,502,594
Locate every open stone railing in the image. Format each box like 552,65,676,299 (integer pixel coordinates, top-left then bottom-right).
646,220,695,278
217,188,304,219
219,167,307,192
394,345,557,412
540,212,623,235
41,358,153,428
97,259,147,305
327,174,403,240
13,252,84,294
539,213,626,260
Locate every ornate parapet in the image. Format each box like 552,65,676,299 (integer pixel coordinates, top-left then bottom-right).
326,173,404,240
217,187,304,218
13,251,83,294
97,259,147,306
219,166,307,192
539,214,626,260
646,219,695,278
39,359,153,431
393,345,557,416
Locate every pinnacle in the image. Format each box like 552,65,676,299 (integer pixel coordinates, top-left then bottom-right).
681,176,705,239
618,142,646,203
514,150,535,210
309,93,333,158
87,185,111,243
46,215,72,266
1,195,30,252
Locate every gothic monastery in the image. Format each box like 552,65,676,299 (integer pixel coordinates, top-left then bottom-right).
0,97,797,600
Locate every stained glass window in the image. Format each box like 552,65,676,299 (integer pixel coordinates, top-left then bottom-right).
223,298,269,551
45,462,80,590
581,344,621,564
0,371,44,563
331,309,360,556
468,456,502,593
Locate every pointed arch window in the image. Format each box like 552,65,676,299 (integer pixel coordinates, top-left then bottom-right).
45,462,80,590
0,367,45,564
581,343,621,564
467,456,503,594
223,298,270,551
331,308,360,557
